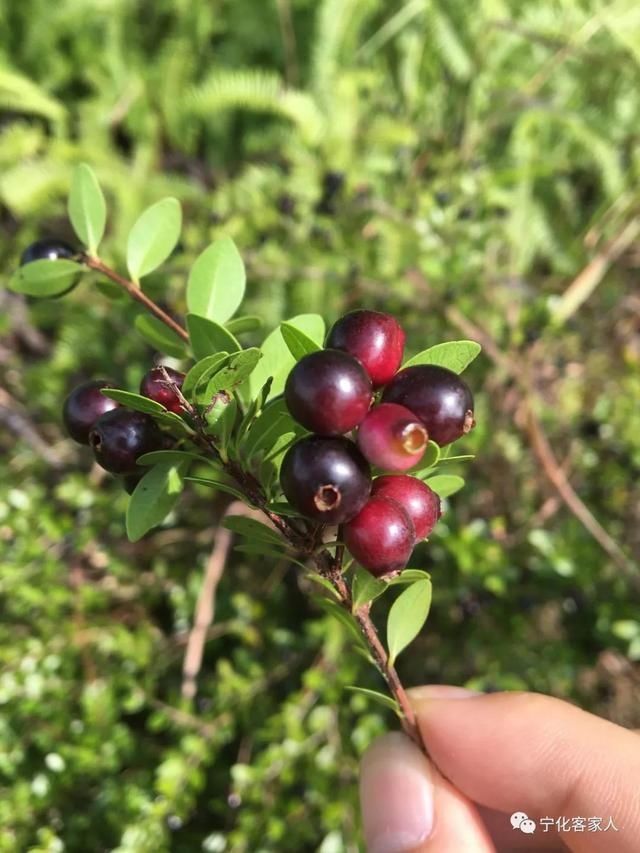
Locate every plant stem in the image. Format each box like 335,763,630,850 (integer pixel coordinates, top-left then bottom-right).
82,255,189,343
88,256,426,751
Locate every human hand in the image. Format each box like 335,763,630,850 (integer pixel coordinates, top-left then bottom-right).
359,686,640,852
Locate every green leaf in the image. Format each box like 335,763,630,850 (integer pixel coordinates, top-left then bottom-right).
152,411,193,434
222,516,283,546
8,259,82,297
249,314,325,400
386,579,432,666
126,461,187,542
352,565,388,609
135,315,188,359
184,476,247,502
264,501,306,518
242,397,300,460
403,341,481,373
182,353,231,399
101,389,167,415
387,569,432,586
303,573,341,599
280,322,321,361
186,237,246,323
68,163,106,255
203,349,261,397
235,377,273,448
410,441,440,475
137,450,214,467
314,597,368,649
425,474,465,498
127,198,182,281
187,314,241,359
226,315,262,335
345,686,400,714
204,397,238,456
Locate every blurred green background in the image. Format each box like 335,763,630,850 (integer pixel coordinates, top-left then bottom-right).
1,1,640,850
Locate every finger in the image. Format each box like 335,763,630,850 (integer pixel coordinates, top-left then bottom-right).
360,732,496,852
411,687,640,852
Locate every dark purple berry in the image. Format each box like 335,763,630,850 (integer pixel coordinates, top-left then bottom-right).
326,310,405,388
285,350,372,436
280,436,371,524
20,238,76,265
89,409,164,474
63,380,120,445
356,403,427,472
371,475,441,540
140,366,186,414
382,364,474,446
344,496,415,577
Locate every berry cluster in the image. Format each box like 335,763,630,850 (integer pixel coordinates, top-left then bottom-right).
63,367,185,488
281,310,475,577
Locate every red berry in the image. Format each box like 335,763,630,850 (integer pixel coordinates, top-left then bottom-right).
89,409,164,474
63,380,120,445
371,475,441,540
140,366,186,414
344,496,415,577
382,364,474,446
356,403,427,472
326,309,405,388
280,436,371,524
285,350,372,436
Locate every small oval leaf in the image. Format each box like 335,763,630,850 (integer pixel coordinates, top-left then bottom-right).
127,198,182,281
8,259,81,297
134,314,188,358
345,686,400,714
403,340,481,373
68,163,106,255
126,461,187,542
386,579,432,666
186,237,246,323
186,314,241,359
280,322,321,361
101,389,167,415
425,474,465,498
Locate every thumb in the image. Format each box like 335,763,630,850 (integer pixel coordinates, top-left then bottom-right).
359,732,495,852
411,686,640,852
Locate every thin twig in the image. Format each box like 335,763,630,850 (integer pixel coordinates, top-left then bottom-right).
82,255,189,342
182,502,243,700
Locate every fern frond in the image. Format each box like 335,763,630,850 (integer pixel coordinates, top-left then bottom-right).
187,70,323,144
0,68,65,123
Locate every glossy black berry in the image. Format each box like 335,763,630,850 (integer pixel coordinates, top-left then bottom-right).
140,366,186,414
280,436,371,524
285,350,372,436
63,380,120,445
382,364,474,446
326,310,405,388
344,495,415,577
89,409,164,474
20,238,76,266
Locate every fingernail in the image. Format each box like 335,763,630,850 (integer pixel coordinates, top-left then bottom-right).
360,732,434,853
407,685,481,701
